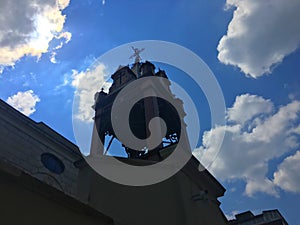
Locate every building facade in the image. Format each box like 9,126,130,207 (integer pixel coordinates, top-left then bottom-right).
229,210,289,225
0,60,229,225
0,99,113,225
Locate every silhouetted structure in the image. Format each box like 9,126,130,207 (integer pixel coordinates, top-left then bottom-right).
0,99,113,225
229,210,289,225
83,59,229,225
0,56,229,225
91,60,186,160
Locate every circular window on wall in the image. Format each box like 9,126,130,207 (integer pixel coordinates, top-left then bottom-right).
41,153,65,174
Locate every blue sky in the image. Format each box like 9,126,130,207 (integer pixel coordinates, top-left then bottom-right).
0,0,300,223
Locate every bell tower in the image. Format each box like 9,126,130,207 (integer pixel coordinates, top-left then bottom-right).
77,48,229,225
90,50,190,161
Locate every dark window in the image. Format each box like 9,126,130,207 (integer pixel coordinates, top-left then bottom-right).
41,153,65,174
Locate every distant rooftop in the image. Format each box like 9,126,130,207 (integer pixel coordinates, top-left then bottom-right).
229,209,288,225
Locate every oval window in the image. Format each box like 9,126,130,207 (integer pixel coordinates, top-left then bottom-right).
41,153,65,174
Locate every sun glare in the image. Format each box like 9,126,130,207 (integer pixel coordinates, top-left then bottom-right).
30,15,55,52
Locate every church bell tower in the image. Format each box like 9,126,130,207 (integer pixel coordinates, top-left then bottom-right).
90,48,190,161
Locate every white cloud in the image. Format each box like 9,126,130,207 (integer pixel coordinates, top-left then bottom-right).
194,94,300,196
6,90,40,116
227,94,274,125
56,31,72,44
55,71,71,90
225,210,241,221
71,64,111,122
50,31,71,63
50,52,57,63
0,0,71,67
274,151,300,193
217,0,300,78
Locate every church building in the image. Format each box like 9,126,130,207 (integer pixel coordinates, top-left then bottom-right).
0,56,229,225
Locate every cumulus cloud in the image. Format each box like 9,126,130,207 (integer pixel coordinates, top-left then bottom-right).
0,0,71,67
6,90,40,116
217,0,300,78
274,151,300,193
227,94,274,125
71,64,111,122
195,94,300,196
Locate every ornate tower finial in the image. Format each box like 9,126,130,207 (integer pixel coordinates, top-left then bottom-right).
129,46,145,63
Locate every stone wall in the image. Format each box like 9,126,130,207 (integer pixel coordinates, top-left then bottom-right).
0,100,82,197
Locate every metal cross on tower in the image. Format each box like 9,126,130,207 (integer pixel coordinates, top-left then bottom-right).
129,46,145,63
